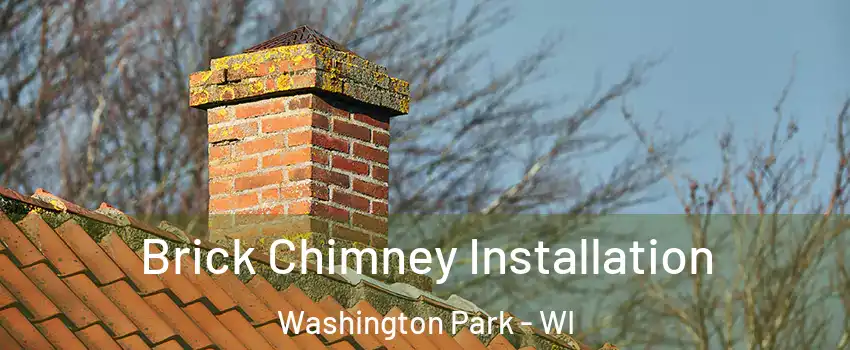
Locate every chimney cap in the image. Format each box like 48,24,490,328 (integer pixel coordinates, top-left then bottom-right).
244,25,353,54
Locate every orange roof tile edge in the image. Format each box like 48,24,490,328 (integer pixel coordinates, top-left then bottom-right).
0,185,617,350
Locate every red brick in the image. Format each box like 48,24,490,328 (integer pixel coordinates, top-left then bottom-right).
353,143,388,164
353,113,389,130
209,158,258,178
352,213,387,234
236,135,286,155
210,180,233,195
287,130,311,146
210,192,259,211
291,56,319,71
286,201,350,223
234,171,283,191
281,182,329,201
332,225,370,244
207,108,231,124
262,147,310,168
353,179,388,200
190,70,226,87
313,132,350,153
371,166,388,182
332,189,370,212
372,235,388,248
287,200,311,215
334,120,371,142
288,166,350,188
372,130,390,147
209,122,258,143
332,156,368,175
311,202,350,223
286,95,312,111
209,144,232,162
292,73,318,89
261,112,328,132
228,60,294,81
371,201,388,216
234,98,287,119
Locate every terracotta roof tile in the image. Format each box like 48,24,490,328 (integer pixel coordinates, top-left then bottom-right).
330,341,359,350
318,296,385,350
62,274,139,338
0,255,61,321
182,302,247,349
216,309,276,350
16,211,87,276
210,269,276,325
100,233,166,295
246,275,298,316
75,324,125,349
152,340,185,350
101,280,177,344
454,327,489,350
143,293,213,349
0,307,53,349
175,254,238,312
255,322,301,350
0,186,613,350
386,307,440,350
115,334,151,350
22,263,99,329
54,221,125,285
0,210,47,267
292,333,328,349
0,281,15,309
32,188,117,224
143,245,204,305
0,186,54,212
487,335,518,350
349,300,414,350
282,284,346,341
0,325,23,349
34,316,88,349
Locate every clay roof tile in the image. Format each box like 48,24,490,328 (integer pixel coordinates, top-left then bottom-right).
0,185,611,350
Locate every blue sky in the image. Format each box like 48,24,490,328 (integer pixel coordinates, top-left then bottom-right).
484,0,850,213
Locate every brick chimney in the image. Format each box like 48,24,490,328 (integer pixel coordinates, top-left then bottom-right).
188,26,408,254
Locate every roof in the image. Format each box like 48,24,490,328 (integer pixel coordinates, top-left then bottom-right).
0,186,616,350
244,25,352,54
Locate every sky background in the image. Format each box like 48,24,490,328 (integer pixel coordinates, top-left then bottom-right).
479,0,850,213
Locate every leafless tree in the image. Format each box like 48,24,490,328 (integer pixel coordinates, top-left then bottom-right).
601,74,850,348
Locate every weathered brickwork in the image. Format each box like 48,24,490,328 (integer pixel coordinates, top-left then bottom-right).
192,39,406,254
188,43,409,114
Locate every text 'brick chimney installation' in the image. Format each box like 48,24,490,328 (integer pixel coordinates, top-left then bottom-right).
189,26,409,256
